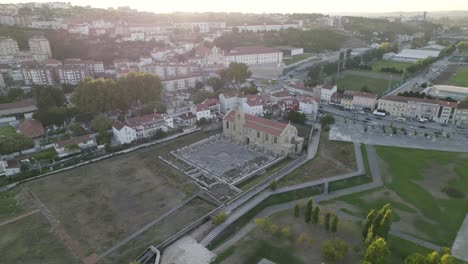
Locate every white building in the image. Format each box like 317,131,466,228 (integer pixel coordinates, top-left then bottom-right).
0,37,20,63
54,134,97,158
194,98,220,121
384,49,440,62
112,113,173,144
28,36,52,60
55,65,89,85
64,59,105,74
68,24,90,35
225,46,283,65
162,74,203,94
298,95,318,115
173,22,226,33
21,66,54,86
313,84,337,103
1,160,20,176
235,23,300,33
219,93,247,114
242,95,264,116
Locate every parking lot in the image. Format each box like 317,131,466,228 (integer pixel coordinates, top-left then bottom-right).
330,117,468,153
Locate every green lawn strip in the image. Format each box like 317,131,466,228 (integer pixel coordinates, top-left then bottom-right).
375,146,468,245
236,158,293,191
207,186,322,250
328,145,372,192
0,213,79,263
211,245,237,264
283,53,314,65
0,191,24,222
242,240,304,264
337,75,398,95
450,68,468,87
370,60,413,72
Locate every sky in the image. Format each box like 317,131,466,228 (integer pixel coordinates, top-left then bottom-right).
5,0,468,14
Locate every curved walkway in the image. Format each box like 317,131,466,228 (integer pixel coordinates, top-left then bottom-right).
211,145,442,255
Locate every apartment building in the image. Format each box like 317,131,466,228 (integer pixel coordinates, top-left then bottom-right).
225,46,283,65
112,113,173,144
162,74,203,94
173,22,226,33
21,64,54,85
194,98,220,121
242,95,264,116
64,59,105,74
378,95,459,123
313,84,337,103
55,65,90,85
28,36,52,59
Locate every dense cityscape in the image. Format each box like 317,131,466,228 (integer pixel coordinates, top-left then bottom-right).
0,1,467,264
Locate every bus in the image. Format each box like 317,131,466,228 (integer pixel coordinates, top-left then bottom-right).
372,109,386,117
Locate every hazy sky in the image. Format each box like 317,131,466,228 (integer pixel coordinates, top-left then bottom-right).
6,0,468,14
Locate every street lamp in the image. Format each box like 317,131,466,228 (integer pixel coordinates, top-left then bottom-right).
388,75,393,90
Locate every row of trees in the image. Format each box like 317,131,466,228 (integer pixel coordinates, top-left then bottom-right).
71,72,163,113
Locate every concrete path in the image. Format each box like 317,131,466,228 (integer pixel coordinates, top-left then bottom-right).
452,215,468,262
211,145,443,255
0,209,39,227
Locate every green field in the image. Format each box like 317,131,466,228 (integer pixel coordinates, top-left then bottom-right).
331,146,468,246
450,68,468,87
0,125,34,155
283,53,314,65
337,75,399,95
371,60,413,72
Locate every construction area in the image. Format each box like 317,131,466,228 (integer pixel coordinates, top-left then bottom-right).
171,134,282,186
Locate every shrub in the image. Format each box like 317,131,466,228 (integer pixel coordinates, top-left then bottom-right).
321,238,348,262
442,187,465,199
213,212,227,225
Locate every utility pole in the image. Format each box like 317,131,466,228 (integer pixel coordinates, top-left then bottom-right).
400,69,406,85
388,75,393,90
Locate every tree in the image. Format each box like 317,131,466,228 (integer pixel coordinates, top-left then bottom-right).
117,71,163,105
305,199,313,223
321,114,335,126
226,62,252,88
425,252,440,264
269,181,278,191
321,238,348,263
213,212,227,225
34,106,68,127
90,114,114,133
288,111,307,124
32,85,66,111
294,203,300,218
312,206,320,224
281,226,291,238
331,214,339,233
404,253,426,264
70,123,87,137
207,77,224,91
363,237,390,264
325,212,332,230
362,204,392,243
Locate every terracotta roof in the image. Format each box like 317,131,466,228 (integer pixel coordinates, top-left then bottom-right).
55,134,93,148
0,99,37,112
271,90,292,98
224,110,288,136
127,113,163,128
245,95,263,106
112,120,126,130
6,160,19,168
380,95,458,107
298,95,318,104
178,112,196,120
202,98,219,107
18,119,44,138
226,46,281,56
352,91,378,99
196,103,209,112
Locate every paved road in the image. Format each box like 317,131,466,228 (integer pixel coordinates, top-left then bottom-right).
452,215,468,262
213,145,442,254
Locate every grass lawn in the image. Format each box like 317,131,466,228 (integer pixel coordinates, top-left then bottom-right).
337,75,399,95
283,53,314,65
450,68,468,87
0,213,79,264
277,131,356,188
371,60,413,72
0,125,34,154
329,146,468,246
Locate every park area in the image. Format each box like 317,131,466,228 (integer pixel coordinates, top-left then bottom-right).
323,146,468,247
277,131,357,188
370,60,413,72
337,71,400,95
450,68,468,87
0,131,217,263
212,206,440,264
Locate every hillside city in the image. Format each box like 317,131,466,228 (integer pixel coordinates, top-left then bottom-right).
0,1,467,264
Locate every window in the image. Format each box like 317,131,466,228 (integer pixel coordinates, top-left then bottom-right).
266,134,268,141
257,131,260,138
226,122,229,129
274,137,277,143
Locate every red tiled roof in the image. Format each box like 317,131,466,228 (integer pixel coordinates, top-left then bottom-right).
298,95,317,104
178,112,196,120
352,91,378,99
18,119,44,138
224,110,288,136
380,95,458,107
202,98,219,107
6,160,19,168
196,103,209,112
127,113,163,128
56,134,93,148
113,120,125,130
226,46,281,56
245,95,263,106
271,90,292,98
